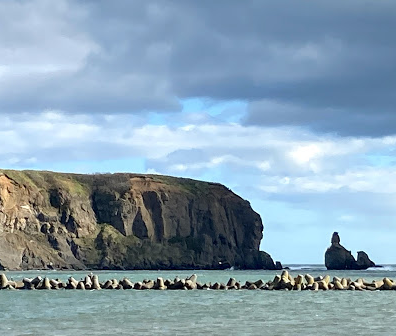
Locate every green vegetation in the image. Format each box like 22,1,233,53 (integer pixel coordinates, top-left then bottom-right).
0,169,39,189
0,169,90,197
97,223,140,247
0,169,224,197
152,174,217,195
54,176,89,197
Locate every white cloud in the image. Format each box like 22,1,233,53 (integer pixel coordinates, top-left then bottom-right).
1,112,395,190
289,144,322,164
1,110,396,262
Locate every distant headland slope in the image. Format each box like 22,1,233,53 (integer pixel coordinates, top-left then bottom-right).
0,169,276,270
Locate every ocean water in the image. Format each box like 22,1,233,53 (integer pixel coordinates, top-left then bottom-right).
1,266,396,336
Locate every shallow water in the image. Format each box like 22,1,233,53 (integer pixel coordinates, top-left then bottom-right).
1,266,396,335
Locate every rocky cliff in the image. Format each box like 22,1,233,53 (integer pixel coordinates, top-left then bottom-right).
325,232,376,270
0,170,276,270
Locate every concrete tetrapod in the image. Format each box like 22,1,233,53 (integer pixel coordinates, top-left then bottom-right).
1,272,396,291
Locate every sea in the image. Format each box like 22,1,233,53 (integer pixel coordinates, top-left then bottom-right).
1,265,396,336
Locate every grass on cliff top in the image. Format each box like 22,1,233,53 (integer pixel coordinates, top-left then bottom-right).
0,169,230,197
55,177,88,196
0,169,89,196
150,174,223,195
0,169,39,189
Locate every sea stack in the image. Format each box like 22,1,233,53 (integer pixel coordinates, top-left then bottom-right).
325,232,376,270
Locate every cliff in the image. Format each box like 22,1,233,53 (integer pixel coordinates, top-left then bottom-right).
0,170,276,270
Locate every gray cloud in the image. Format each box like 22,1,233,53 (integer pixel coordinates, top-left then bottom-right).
1,0,396,135
245,101,396,137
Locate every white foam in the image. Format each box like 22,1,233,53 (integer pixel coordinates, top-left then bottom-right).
286,265,327,271
366,265,395,272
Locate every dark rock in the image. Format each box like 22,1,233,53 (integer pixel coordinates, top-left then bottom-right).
356,251,375,269
275,261,283,270
254,279,265,288
76,282,85,290
227,278,236,287
211,282,221,290
331,232,340,244
325,244,357,270
31,276,42,287
202,283,211,289
164,279,173,287
325,232,376,270
133,282,142,290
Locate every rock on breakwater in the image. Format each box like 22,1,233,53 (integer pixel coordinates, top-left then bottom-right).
1,271,396,291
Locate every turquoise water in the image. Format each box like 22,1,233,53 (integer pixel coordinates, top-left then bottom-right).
1,267,396,335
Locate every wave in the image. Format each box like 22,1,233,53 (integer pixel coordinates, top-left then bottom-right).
365,265,396,271
286,265,327,271
286,265,396,272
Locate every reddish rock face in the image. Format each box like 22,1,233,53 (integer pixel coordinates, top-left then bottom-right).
0,170,276,270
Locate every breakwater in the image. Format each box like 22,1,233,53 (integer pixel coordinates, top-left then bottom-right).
1,270,396,291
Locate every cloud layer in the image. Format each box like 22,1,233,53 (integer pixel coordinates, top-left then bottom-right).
1,0,396,135
2,109,396,262
1,1,396,263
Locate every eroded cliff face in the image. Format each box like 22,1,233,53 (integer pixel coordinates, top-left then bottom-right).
0,170,275,270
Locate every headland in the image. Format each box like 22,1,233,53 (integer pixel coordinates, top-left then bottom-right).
0,169,276,271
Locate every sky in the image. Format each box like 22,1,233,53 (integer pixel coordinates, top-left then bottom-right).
1,0,396,264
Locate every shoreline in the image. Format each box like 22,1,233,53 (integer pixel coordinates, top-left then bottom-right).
0,264,390,272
